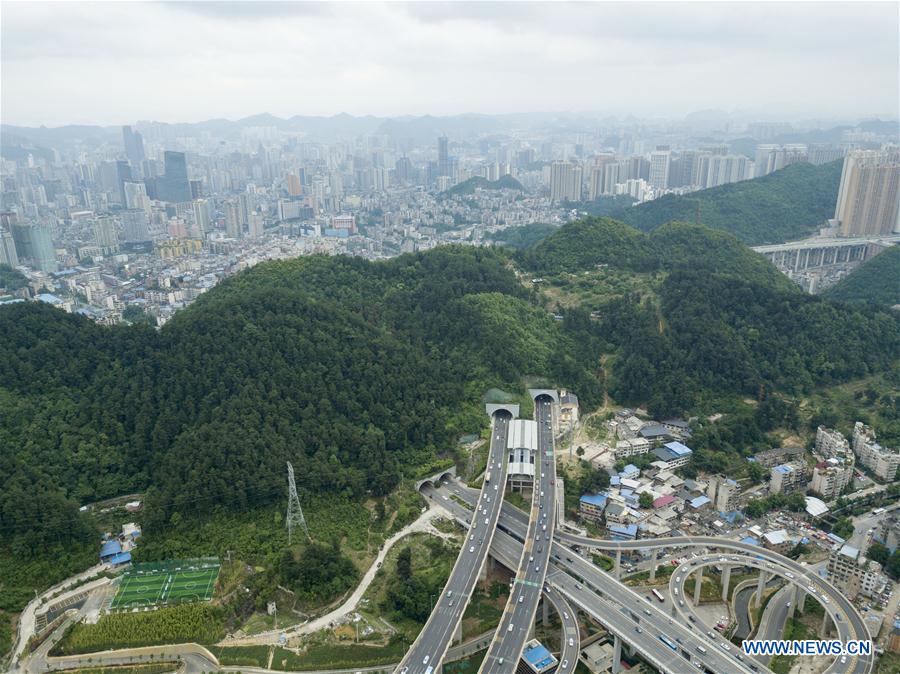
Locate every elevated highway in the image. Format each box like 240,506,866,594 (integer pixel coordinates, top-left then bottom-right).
436,483,766,674
395,410,512,674
669,552,872,674
480,394,557,673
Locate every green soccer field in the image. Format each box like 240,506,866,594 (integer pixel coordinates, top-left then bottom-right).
110,560,220,609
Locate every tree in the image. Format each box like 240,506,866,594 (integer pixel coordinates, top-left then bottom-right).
576,447,585,457
867,542,889,565
832,517,854,540
639,492,654,509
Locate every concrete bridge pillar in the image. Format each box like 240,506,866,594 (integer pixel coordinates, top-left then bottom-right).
612,635,622,674
693,566,703,605
454,621,462,644
795,587,805,616
820,611,832,638
542,598,550,626
615,549,622,579
649,548,658,581
721,565,732,602
754,571,767,609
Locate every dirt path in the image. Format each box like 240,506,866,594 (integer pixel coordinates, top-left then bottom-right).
220,504,454,646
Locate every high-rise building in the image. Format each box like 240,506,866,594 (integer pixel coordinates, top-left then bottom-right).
852,421,900,481
0,227,18,267
648,151,671,189
437,136,450,177
549,160,582,202
12,222,57,272
705,155,752,188
124,181,151,214
122,125,145,165
706,475,741,512
286,173,303,197
120,209,150,243
224,200,242,239
161,151,191,203
92,215,119,252
192,199,211,234
769,461,807,494
810,458,853,500
834,148,900,237
815,426,851,459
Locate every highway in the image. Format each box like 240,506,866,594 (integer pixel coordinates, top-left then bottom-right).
668,553,870,674
394,410,512,674
479,395,557,673
755,584,792,665
437,483,766,674
542,585,579,672
555,529,872,673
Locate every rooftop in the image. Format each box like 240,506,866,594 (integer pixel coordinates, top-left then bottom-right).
580,493,608,508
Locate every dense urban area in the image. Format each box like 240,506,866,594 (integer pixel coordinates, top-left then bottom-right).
1,108,898,674
2,3,900,674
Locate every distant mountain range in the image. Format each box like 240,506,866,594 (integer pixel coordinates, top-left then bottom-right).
2,112,896,155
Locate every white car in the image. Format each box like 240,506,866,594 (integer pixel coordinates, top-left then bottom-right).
469,546,474,553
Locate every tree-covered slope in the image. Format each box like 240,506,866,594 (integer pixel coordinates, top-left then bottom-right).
443,174,524,196
0,246,603,609
516,216,657,273
610,160,843,245
516,216,793,290
823,246,900,307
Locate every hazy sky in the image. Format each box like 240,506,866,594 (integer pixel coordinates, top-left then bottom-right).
2,1,898,127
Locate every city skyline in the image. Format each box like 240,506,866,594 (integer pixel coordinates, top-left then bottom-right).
2,1,898,127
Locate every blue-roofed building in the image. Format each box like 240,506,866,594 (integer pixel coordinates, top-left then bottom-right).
579,493,608,525
653,441,693,469
741,535,760,546
100,539,122,562
522,638,557,673
608,523,638,540
619,464,640,480
610,475,621,486
689,495,711,511
109,551,132,566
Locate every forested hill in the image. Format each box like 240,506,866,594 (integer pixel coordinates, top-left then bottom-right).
823,245,900,307
0,246,603,604
517,217,795,290
443,174,524,196
608,160,844,245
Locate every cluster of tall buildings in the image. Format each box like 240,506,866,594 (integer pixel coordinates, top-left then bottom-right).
832,147,900,237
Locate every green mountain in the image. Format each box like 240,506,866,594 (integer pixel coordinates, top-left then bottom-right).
516,217,793,290
443,174,524,196
516,216,657,273
486,223,558,250
2,240,898,617
610,160,844,245
0,247,601,611
824,246,900,307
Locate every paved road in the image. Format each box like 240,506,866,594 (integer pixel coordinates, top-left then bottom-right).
542,585,579,672
480,395,556,673
668,553,869,674
394,410,512,674
438,483,765,674
755,583,792,665
556,532,872,674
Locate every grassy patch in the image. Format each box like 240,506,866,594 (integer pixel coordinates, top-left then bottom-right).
503,490,530,512
624,564,674,586
271,638,407,670
592,554,614,572
876,650,900,674
50,665,175,674
461,587,506,639
444,648,487,673
209,644,271,667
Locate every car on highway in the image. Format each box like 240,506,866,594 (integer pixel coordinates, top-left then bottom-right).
469,546,474,553
507,624,514,632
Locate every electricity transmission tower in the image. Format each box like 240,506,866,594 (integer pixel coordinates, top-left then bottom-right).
285,462,310,544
